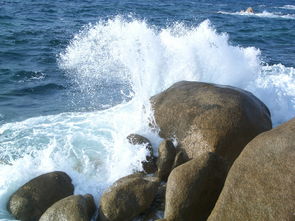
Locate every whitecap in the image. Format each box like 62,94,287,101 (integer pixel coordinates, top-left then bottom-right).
218,10,295,19
278,5,295,10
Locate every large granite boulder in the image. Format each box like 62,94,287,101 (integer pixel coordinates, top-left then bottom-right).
39,194,96,221
208,118,295,221
127,134,157,174
151,81,272,167
99,174,160,221
164,153,226,221
156,140,176,181
7,171,74,221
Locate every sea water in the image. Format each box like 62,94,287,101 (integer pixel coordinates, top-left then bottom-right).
0,1,294,220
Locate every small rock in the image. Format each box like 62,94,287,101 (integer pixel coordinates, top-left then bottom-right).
157,140,176,181
7,171,74,221
127,134,157,174
99,174,160,221
127,134,152,148
171,149,188,169
39,194,96,221
137,182,166,221
246,7,254,13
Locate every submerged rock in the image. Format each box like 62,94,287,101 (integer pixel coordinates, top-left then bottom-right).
39,194,96,221
208,118,295,221
7,171,74,221
156,139,176,181
164,153,226,221
127,133,157,174
99,174,160,221
151,81,272,167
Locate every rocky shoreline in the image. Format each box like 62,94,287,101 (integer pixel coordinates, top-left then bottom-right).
6,81,295,221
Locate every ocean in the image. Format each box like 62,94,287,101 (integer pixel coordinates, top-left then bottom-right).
0,0,294,219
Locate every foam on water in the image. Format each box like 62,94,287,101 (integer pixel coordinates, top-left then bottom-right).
0,104,161,218
0,17,294,219
218,10,295,19
279,5,295,10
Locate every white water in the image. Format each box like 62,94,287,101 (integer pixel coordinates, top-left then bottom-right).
0,18,294,219
278,5,295,10
218,10,295,19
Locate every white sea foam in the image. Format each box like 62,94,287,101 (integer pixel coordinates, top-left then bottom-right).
278,5,295,10
218,10,295,19
0,105,161,218
0,17,294,220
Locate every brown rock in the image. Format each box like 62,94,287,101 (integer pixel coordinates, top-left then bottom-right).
171,149,188,169
164,153,226,221
7,171,74,221
39,194,96,221
127,134,157,174
114,172,144,185
137,183,166,221
208,118,295,221
99,174,160,221
157,140,176,181
246,7,254,13
151,81,272,167
127,134,152,147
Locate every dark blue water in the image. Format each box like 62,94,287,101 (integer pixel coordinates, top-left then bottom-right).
1,0,295,123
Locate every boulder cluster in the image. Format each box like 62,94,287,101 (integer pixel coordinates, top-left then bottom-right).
7,81,294,221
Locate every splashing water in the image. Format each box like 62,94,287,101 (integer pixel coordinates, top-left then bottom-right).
0,17,294,219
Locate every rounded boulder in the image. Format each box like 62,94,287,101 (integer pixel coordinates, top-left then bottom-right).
164,153,226,221
208,118,295,221
39,194,96,221
156,139,176,181
7,171,74,221
99,175,160,221
151,81,272,167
